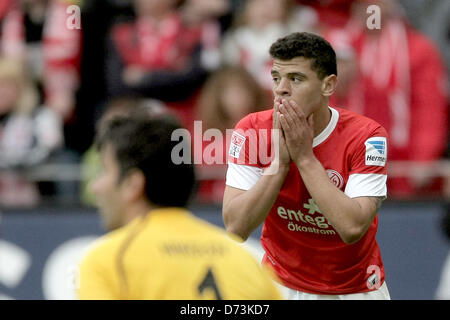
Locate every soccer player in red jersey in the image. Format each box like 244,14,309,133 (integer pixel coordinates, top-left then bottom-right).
223,32,391,299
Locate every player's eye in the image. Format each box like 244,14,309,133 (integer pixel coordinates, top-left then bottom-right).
272,76,280,83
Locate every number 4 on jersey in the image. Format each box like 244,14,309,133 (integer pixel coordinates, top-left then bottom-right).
197,268,223,300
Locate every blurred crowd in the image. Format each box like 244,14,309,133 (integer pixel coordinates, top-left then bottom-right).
0,0,448,207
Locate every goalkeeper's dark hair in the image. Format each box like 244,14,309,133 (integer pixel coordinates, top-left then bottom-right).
269,32,337,79
96,112,196,208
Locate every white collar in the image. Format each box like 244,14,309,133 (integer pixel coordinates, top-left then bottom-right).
312,106,339,148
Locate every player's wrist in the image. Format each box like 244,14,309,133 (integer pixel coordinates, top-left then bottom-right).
295,154,318,171
263,160,290,176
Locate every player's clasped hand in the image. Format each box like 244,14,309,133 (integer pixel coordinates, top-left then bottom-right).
272,97,291,168
278,99,315,165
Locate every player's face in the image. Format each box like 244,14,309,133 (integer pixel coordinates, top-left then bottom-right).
271,57,326,117
90,144,128,231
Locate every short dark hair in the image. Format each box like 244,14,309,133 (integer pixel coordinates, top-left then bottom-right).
96,114,195,207
269,32,337,79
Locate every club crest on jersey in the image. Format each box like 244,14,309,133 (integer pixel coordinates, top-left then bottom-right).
229,131,246,159
326,169,344,189
365,137,387,167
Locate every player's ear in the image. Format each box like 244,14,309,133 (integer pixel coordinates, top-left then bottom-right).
321,74,337,97
122,169,146,202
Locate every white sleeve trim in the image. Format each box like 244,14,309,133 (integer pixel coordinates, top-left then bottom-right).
344,173,387,199
226,163,263,191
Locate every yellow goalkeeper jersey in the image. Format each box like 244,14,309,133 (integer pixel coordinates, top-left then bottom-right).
77,207,281,300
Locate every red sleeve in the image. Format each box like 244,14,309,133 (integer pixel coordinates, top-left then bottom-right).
227,112,275,168
227,114,257,166
349,125,389,176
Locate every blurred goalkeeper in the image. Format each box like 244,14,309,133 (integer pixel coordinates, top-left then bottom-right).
76,112,280,300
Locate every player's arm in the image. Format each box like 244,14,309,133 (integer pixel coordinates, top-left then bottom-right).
223,101,290,241
279,99,385,244
295,156,382,244
223,163,289,241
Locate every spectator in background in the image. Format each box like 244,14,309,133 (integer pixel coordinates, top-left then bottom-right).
105,0,224,131
66,0,135,155
195,66,269,203
220,0,317,93
180,0,229,71
326,31,360,118
327,0,448,198
294,0,355,30
0,0,82,122
0,58,63,207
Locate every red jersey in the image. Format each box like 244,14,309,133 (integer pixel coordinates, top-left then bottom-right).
226,106,388,294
